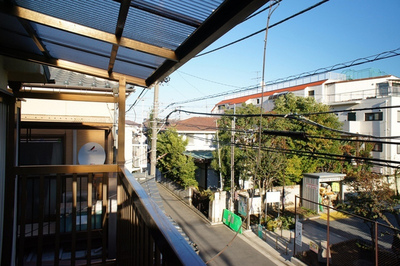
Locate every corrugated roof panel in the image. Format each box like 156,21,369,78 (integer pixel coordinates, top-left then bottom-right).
42,41,110,70
131,0,223,26
116,46,164,69
3,0,269,86
32,24,113,56
113,59,156,80
124,8,196,50
0,13,42,55
15,0,120,34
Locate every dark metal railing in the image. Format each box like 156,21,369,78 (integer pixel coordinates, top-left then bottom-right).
15,164,204,265
15,165,114,265
117,167,205,265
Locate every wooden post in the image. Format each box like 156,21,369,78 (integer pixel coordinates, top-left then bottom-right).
117,77,126,166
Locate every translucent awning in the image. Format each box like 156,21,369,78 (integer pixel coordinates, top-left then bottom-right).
0,0,269,87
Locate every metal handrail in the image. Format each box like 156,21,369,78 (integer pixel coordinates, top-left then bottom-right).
117,166,205,265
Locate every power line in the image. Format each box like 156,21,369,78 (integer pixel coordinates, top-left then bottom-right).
177,71,243,89
166,47,400,108
169,120,400,145
164,108,400,140
181,133,400,169
196,0,330,57
126,88,147,113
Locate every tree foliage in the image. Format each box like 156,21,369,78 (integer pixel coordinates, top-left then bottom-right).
212,95,346,189
157,129,198,188
340,170,400,246
270,93,344,180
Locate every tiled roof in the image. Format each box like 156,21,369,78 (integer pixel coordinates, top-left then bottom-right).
215,80,327,106
168,116,218,132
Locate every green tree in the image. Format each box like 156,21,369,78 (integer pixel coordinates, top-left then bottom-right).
270,93,344,180
340,170,400,248
211,103,272,191
157,129,198,188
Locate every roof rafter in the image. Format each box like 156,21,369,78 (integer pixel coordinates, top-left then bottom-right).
0,47,147,86
0,3,177,61
108,0,131,74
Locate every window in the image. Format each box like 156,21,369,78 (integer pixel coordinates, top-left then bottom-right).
365,112,383,121
397,110,400,122
372,143,382,152
20,137,64,165
348,112,356,121
256,98,260,104
397,144,400,154
308,90,315,97
186,134,195,145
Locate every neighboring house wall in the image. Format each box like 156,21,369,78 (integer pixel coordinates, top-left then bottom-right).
168,117,219,189
20,99,115,165
183,132,215,151
126,121,147,173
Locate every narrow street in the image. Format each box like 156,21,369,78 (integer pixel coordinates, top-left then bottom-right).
157,183,286,266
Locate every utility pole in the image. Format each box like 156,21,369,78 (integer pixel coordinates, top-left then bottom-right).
230,105,236,212
150,83,159,177
216,120,224,191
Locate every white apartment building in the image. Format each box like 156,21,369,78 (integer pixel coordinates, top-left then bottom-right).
212,70,400,177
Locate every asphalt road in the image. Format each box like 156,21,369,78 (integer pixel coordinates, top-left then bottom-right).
157,183,280,266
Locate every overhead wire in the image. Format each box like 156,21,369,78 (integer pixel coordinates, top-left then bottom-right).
164,107,400,140
196,0,330,58
165,47,400,109
180,133,400,169
126,87,147,113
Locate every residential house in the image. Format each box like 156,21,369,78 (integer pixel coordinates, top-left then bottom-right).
125,120,147,173
0,0,266,264
212,70,400,181
167,117,220,189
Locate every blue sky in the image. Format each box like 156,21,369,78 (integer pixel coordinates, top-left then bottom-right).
126,0,400,123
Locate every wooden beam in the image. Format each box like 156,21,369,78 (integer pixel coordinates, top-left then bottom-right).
13,91,118,103
117,77,126,165
1,4,177,61
13,164,119,175
54,59,147,87
145,0,269,86
108,0,131,74
0,47,147,86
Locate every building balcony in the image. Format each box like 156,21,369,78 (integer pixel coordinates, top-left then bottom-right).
12,164,204,265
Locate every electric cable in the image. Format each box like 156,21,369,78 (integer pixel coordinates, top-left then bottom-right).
164,108,400,140
196,0,330,57
166,47,400,108
126,87,147,113
165,121,400,145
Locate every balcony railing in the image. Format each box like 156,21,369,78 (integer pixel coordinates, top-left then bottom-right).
14,164,204,265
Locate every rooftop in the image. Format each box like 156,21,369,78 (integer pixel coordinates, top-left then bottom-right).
168,116,218,132
215,80,327,107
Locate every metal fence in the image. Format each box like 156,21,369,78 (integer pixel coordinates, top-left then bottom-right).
294,195,400,266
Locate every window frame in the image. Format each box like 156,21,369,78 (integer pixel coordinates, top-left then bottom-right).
365,112,383,121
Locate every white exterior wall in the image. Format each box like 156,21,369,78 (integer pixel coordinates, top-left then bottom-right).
324,76,396,104
181,131,216,151
329,90,400,176
21,99,115,123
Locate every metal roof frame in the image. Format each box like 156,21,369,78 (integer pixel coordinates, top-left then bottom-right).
0,0,269,87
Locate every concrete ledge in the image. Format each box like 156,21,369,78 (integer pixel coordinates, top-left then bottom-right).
290,256,308,266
